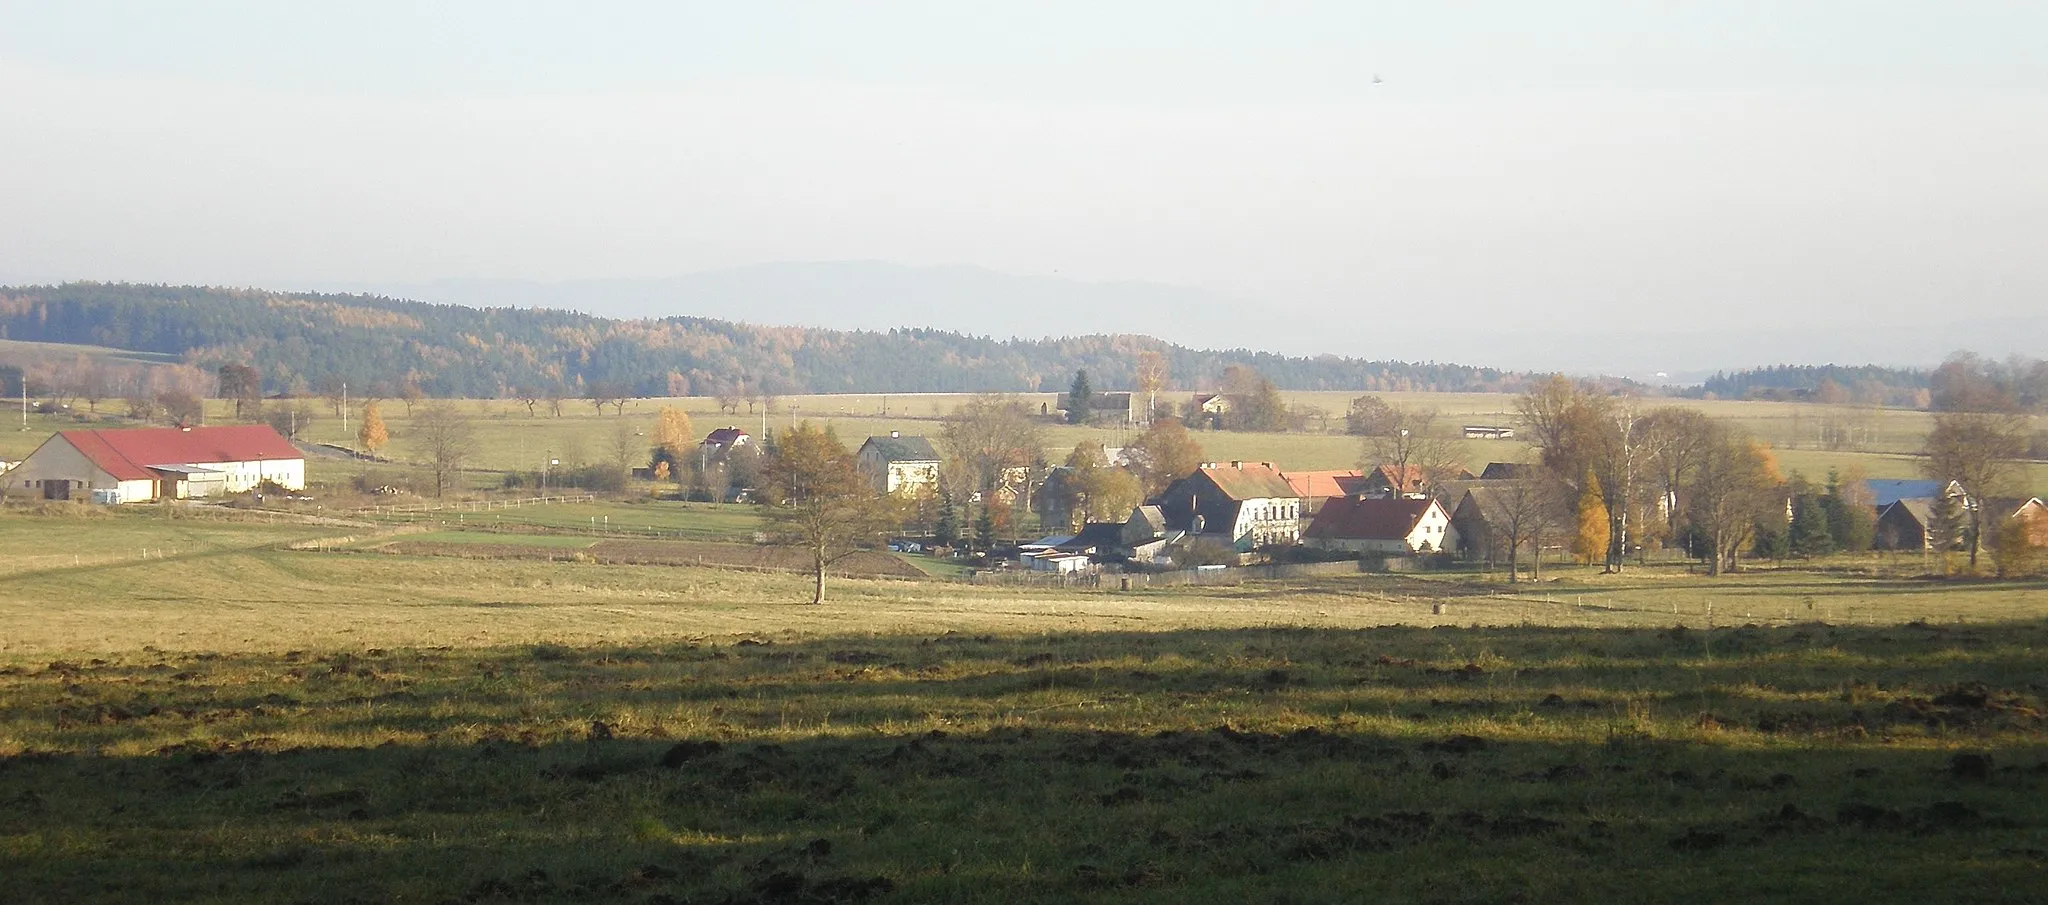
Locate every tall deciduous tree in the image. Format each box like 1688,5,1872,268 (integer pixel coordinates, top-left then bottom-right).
1573,472,1610,565
1492,473,1569,583
1686,425,1783,575
1124,415,1205,495
414,404,476,498
653,406,696,466
218,363,263,419
762,423,891,604
1221,365,1286,432
1133,350,1168,424
357,401,388,454
1359,406,1465,497
1922,412,2030,569
938,394,1043,497
1344,394,1400,435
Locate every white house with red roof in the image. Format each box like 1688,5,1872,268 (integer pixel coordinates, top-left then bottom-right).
5,425,304,503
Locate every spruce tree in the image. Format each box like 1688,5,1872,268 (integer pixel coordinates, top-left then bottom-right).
1066,370,1093,424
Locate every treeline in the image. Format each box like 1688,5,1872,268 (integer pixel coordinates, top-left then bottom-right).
0,283,1527,398
1689,364,1929,406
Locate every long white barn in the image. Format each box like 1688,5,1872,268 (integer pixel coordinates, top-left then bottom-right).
5,425,305,503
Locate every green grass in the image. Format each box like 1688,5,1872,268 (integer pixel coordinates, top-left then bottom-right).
3,511,2047,902
366,501,765,542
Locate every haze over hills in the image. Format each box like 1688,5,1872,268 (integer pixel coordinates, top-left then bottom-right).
313,261,2047,383
0,282,1525,399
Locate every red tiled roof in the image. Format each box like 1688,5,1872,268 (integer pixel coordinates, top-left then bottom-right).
704,427,749,447
58,426,301,481
1282,469,1369,499
1305,496,1435,541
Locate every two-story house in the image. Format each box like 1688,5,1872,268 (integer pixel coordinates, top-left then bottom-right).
856,432,942,495
1149,461,1303,551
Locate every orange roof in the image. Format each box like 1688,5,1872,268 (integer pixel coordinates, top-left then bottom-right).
1282,469,1369,499
58,426,301,482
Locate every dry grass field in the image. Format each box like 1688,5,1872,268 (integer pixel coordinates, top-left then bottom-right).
2,508,2047,902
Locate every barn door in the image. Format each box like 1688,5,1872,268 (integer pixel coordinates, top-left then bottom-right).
44,480,70,501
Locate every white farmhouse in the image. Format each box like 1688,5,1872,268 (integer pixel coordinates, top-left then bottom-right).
855,432,942,495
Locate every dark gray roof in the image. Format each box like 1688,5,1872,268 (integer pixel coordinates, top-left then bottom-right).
860,435,941,462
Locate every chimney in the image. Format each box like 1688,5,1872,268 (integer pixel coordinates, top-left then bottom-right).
889,430,900,439
1230,460,1242,469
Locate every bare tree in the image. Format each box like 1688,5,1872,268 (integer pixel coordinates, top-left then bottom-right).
938,395,1044,497
1360,407,1465,495
414,404,477,498
1923,412,2031,569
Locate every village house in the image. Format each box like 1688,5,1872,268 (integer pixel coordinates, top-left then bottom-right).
701,426,750,451
1280,469,1371,518
1189,393,1232,428
1120,505,1184,563
1303,495,1458,555
1150,461,1303,551
4,425,304,503
1358,463,1472,499
855,432,942,495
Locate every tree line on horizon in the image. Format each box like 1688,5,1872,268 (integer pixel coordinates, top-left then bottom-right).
0,282,1526,400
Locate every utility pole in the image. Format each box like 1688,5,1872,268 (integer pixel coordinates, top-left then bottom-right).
19,377,26,431
341,381,349,439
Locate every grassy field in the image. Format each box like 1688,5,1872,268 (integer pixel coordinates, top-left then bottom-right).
7,391,2041,499
3,510,2048,902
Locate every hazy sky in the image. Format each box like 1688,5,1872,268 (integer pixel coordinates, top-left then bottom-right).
3,1,2045,353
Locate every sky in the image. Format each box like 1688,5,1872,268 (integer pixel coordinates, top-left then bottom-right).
2,1,2045,367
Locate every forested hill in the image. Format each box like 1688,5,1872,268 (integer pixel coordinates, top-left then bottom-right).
0,283,1523,398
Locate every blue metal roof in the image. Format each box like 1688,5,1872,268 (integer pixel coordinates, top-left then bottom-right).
1864,479,1945,508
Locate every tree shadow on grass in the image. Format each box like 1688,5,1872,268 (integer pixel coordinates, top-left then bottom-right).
5,622,2048,903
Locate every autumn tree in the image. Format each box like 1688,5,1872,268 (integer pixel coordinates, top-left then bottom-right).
1922,412,2030,569
1124,415,1204,495
1489,472,1569,583
1359,405,1465,497
1221,365,1286,432
761,423,892,604
357,401,389,455
1057,443,1144,529
1133,350,1168,424
414,404,477,498
653,406,696,466
218,363,263,419
607,419,642,482
1989,511,2046,578
1572,472,1610,565
1685,424,1784,575
938,395,1043,498
1344,395,1400,435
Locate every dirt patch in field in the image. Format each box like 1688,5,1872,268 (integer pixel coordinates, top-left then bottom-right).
380,538,924,579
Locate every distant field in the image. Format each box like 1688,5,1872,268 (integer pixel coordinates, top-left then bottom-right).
4,390,2038,497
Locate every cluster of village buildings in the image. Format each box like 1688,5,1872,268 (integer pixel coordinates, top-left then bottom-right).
848,429,2048,573
6,423,2041,573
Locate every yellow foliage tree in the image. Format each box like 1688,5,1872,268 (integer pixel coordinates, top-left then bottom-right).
653,406,695,464
357,401,389,454
1573,471,1610,565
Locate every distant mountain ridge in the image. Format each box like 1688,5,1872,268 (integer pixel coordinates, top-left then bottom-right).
0,282,1524,398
